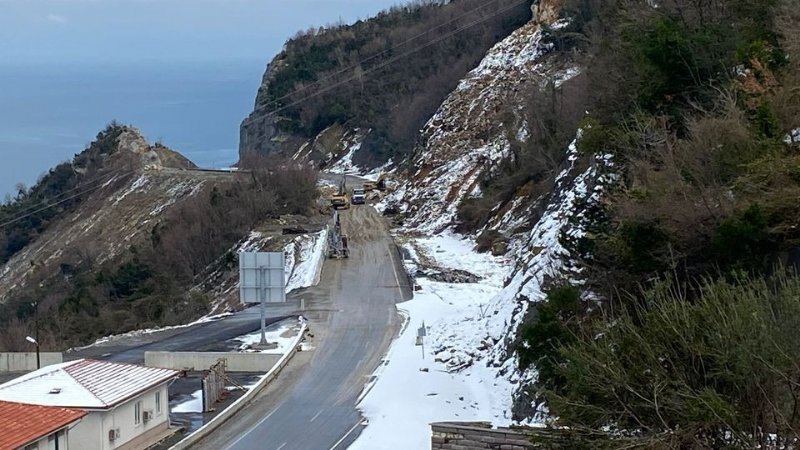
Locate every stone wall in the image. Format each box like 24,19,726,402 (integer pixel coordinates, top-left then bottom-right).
431,422,536,450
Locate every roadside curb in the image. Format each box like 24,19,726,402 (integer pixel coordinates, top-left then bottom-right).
169,322,308,450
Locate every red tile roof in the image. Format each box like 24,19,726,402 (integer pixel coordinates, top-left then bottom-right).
0,400,86,450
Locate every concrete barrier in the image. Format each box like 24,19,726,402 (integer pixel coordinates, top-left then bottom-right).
0,352,63,372
144,352,281,372
169,323,307,450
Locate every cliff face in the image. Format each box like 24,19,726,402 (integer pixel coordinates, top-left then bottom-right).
239,0,532,171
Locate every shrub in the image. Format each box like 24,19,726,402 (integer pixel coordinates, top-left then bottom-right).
546,271,800,447
518,285,582,391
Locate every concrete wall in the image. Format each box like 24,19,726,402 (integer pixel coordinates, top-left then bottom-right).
144,352,281,372
169,324,307,450
70,384,170,450
0,352,62,372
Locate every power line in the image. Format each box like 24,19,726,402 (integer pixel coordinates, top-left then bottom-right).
0,170,136,229
5,169,127,219
264,0,529,118
0,0,530,230
260,0,522,112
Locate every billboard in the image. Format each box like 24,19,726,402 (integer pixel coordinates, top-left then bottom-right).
239,252,286,304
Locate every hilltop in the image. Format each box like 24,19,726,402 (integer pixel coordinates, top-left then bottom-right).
0,124,320,351
240,0,532,170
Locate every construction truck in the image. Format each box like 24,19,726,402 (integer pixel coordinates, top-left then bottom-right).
376,173,392,192
363,181,377,191
329,177,351,209
352,187,366,205
327,210,350,258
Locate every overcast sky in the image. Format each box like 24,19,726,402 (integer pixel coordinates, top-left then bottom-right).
0,0,404,65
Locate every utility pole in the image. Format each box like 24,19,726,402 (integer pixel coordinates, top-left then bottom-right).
33,301,39,369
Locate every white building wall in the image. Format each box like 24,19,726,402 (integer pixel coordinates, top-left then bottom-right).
21,428,70,450
68,384,170,450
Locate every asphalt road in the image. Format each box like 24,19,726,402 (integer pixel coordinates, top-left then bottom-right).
68,308,296,364
194,205,412,450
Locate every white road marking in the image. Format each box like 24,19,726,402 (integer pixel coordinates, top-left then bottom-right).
310,410,323,423
328,420,364,450
276,442,287,450
223,407,280,450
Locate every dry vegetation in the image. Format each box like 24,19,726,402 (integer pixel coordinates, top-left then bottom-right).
0,136,319,350
254,0,532,166
514,0,800,445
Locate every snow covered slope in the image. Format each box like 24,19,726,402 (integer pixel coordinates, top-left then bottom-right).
353,1,618,444
389,7,579,234
0,131,230,304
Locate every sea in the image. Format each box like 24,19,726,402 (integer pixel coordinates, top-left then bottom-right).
0,60,266,198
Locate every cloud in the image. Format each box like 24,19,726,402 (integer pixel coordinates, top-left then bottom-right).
46,13,68,24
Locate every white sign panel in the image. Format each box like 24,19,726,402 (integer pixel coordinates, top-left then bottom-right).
239,252,286,304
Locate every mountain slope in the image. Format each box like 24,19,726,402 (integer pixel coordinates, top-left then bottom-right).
240,0,532,170
0,126,320,351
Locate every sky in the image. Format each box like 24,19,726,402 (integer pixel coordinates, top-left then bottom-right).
0,0,406,197
0,0,404,65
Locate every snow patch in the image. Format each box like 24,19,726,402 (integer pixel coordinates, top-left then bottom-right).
172,390,203,413
233,318,303,354
284,229,328,293
785,128,800,145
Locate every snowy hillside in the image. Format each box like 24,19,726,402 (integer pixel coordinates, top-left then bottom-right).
0,131,226,304
388,14,580,234
353,2,617,445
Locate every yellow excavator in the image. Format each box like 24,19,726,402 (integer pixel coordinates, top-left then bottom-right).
329,177,350,209
364,174,390,192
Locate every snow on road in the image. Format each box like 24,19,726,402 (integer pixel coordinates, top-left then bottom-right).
233,319,304,355
351,234,515,450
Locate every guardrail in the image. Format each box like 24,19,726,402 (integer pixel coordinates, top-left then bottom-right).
169,322,308,450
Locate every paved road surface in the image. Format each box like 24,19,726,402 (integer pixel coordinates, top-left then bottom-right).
68,305,298,364
194,205,411,450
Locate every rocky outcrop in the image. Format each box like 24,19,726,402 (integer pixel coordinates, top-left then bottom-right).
0,133,219,304
388,12,579,234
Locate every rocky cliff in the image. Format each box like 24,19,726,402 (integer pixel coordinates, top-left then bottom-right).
239,0,532,171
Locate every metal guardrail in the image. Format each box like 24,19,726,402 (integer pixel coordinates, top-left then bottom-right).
169,323,308,450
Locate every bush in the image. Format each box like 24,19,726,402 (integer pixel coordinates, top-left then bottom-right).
712,204,772,268
546,272,800,447
518,285,582,391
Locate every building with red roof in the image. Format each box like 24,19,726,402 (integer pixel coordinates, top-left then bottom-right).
0,400,86,450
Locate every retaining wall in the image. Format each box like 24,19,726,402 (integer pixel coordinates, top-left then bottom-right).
144,352,281,372
168,324,307,450
0,352,63,372
431,422,537,450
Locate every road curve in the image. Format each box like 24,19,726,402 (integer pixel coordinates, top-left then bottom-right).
193,205,411,450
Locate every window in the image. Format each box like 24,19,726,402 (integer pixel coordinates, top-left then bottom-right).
156,391,161,415
48,431,62,450
135,400,142,425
